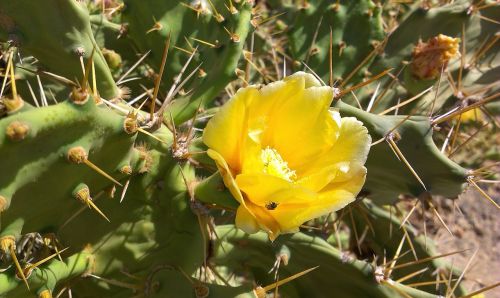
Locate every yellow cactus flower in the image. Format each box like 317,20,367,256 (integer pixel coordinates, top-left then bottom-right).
457,107,484,123
203,72,371,240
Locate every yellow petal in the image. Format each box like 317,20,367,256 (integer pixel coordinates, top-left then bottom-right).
295,163,343,192
259,77,337,169
203,87,259,172
236,173,288,204
301,115,371,177
237,173,322,238
240,136,265,175
245,202,282,239
236,173,316,206
318,166,367,203
283,71,322,88
274,166,367,233
247,72,323,123
235,205,260,234
333,115,372,164
208,149,269,235
207,149,244,204
245,76,307,145
271,190,354,233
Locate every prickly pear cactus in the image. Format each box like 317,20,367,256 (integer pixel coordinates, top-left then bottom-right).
121,0,253,123
0,0,498,297
286,0,385,84
0,0,119,99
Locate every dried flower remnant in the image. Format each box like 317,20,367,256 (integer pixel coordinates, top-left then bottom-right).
411,34,460,80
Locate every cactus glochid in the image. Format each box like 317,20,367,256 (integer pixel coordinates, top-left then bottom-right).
0,0,499,297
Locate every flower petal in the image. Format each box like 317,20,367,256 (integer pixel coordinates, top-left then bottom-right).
301,115,371,178
284,71,322,88
272,189,355,233
239,136,265,176
273,166,367,233
260,77,338,169
207,149,244,205
203,87,259,172
244,202,282,240
235,173,289,205
236,173,316,206
295,163,342,192
235,205,260,234
208,149,274,237
318,166,367,203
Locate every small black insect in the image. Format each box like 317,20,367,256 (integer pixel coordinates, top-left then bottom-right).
265,202,279,210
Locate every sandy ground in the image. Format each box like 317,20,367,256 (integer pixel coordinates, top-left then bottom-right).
412,184,500,297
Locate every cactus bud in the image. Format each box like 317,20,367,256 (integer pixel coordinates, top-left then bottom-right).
101,48,122,70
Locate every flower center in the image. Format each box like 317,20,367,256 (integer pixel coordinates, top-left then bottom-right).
260,147,296,181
